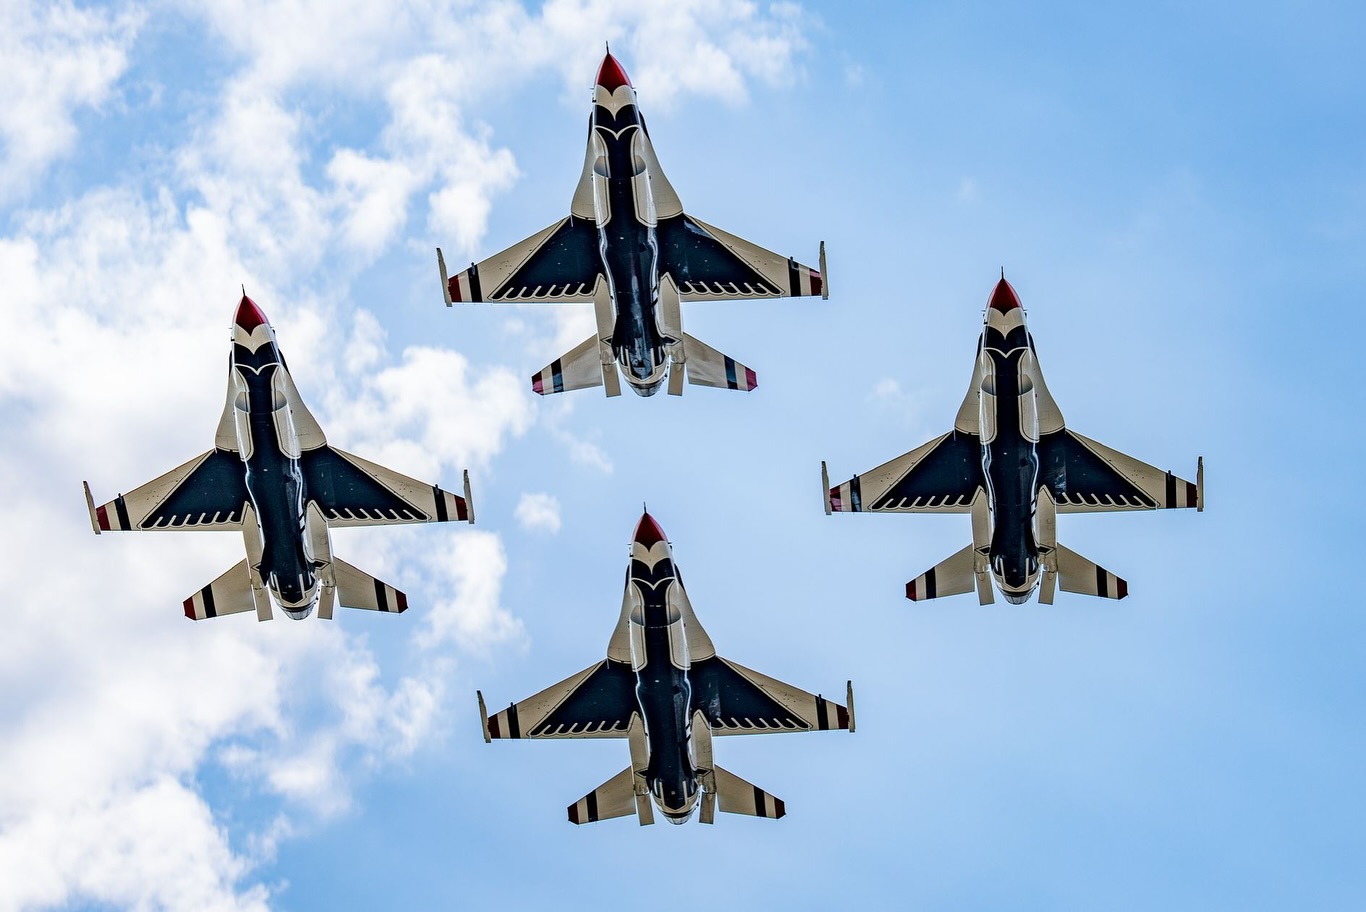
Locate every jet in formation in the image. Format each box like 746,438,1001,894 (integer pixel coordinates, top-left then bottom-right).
84,294,474,621
478,512,853,824
823,277,1203,605
437,50,827,398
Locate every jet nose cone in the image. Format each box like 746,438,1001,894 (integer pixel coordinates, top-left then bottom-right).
988,276,1022,313
596,51,632,92
633,511,667,548
235,294,269,333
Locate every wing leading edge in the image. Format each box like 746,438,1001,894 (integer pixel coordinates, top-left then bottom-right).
1039,430,1202,513
441,217,602,305
691,657,852,736
656,215,824,302
826,431,984,515
300,447,472,526
86,449,248,532
480,660,638,740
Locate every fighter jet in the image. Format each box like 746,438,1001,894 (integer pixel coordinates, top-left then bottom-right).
478,512,853,825
437,50,827,398
83,294,474,622
822,276,1203,605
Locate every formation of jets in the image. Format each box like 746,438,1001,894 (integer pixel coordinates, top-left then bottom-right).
83,51,1202,824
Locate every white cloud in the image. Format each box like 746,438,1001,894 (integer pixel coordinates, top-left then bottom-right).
0,1,814,906
0,778,273,912
417,531,524,653
0,0,141,202
515,492,563,534
873,377,903,400
323,344,536,480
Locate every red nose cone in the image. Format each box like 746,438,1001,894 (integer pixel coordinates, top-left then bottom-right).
235,294,268,333
988,277,1022,313
596,52,632,92
634,512,666,548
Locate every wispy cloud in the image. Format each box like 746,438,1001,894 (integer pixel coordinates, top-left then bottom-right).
515,492,563,534
0,1,814,906
0,1,142,204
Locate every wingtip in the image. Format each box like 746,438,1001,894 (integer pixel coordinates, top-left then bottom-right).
477,690,491,743
819,241,829,300
83,481,101,535
821,461,832,515
463,468,475,524
846,680,856,733
437,247,452,307
1196,456,1205,512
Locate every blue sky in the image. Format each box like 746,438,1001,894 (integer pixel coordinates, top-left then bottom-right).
1,1,1363,909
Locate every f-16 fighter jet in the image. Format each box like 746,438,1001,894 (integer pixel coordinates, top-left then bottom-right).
437,50,827,398
83,294,474,622
478,512,853,825
823,277,1203,605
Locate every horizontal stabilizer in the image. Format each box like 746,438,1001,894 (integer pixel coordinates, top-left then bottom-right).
1054,544,1127,600
183,559,260,621
713,765,785,819
531,333,611,396
567,766,640,825
906,544,977,601
681,333,757,391
332,557,408,613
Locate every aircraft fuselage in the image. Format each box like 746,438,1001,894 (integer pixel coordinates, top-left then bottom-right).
590,96,669,395
626,549,700,823
231,337,322,618
979,307,1044,603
